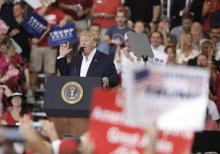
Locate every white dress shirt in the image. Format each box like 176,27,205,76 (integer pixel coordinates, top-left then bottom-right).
114,49,145,88
80,48,96,77
151,44,165,54
149,45,167,65
176,48,200,64
208,100,220,121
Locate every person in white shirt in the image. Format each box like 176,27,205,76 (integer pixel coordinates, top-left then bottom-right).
150,31,165,54
56,31,118,88
149,31,168,65
208,99,220,122
176,32,200,64
114,34,145,88
170,12,194,45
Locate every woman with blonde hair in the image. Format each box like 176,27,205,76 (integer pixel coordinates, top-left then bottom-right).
176,32,200,64
0,37,29,92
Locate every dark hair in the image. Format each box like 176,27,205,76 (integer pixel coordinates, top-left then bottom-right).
50,1,59,7
197,53,208,59
201,40,213,53
134,20,147,28
20,103,30,117
91,23,101,29
165,45,176,55
182,12,194,21
9,93,29,116
150,31,164,39
13,2,28,18
134,20,147,33
13,2,26,10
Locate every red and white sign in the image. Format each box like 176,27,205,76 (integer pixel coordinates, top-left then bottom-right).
156,131,194,154
89,89,148,154
89,89,195,154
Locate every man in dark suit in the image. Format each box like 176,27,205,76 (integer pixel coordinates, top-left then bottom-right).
56,31,118,88
170,0,204,28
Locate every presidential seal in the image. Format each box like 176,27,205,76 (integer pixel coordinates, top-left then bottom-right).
61,82,83,104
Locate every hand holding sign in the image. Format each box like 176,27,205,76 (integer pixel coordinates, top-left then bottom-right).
59,20,67,27
74,4,84,17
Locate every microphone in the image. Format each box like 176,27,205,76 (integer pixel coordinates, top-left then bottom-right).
78,47,84,56
74,47,84,76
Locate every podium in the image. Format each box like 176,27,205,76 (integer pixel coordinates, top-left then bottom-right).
192,131,220,153
44,76,101,137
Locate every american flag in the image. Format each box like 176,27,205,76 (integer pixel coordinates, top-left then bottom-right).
134,69,163,91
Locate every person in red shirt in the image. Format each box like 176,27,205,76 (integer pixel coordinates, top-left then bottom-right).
0,36,29,92
1,92,32,125
58,0,93,32
202,0,220,30
29,1,72,101
91,0,121,40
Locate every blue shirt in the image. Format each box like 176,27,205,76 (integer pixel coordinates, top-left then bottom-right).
106,25,131,56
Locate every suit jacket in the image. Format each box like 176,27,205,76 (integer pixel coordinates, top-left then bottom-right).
56,50,118,87
171,0,204,28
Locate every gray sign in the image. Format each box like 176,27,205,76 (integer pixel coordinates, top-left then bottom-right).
127,31,154,58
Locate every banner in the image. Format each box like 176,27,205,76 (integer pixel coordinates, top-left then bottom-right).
89,89,195,154
124,65,209,131
21,12,48,38
156,131,194,154
48,23,77,47
89,89,148,154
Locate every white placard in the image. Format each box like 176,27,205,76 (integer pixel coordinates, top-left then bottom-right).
23,0,42,9
124,65,209,131
23,0,56,9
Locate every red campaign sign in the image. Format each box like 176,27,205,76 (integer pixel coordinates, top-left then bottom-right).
89,89,148,154
156,131,195,154
88,89,195,154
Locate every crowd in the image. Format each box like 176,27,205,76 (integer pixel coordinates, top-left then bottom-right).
0,0,219,153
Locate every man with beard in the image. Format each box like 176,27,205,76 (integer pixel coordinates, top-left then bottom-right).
170,12,194,45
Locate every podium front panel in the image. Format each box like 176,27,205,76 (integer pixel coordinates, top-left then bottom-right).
43,76,101,117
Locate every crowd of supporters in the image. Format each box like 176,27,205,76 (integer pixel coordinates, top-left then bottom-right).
0,0,219,153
